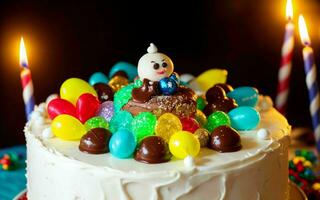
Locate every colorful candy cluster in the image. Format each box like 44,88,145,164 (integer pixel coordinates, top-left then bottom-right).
0,153,20,171
289,150,320,199
46,44,263,165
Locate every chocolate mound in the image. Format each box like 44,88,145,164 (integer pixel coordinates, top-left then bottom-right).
123,86,197,118
135,136,172,164
209,125,242,152
93,83,114,102
79,128,111,154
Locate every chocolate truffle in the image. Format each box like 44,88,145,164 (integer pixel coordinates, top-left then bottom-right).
135,136,172,164
93,83,114,102
112,70,129,79
209,125,242,153
205,85,226,103
203,98,237,116
214,83,234,93
79,128,111,154
132,79,159,103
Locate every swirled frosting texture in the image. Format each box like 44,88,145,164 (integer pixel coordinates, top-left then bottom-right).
25,105,290,200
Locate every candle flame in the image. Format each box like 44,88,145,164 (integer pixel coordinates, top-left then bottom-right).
286,0,293,20
299,15,311,46
20,37,28,67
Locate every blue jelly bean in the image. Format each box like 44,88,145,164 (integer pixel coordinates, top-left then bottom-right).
89,72,109,85
228,106,260,131
227,87,259,107
109,61,137,81
109,129,137,159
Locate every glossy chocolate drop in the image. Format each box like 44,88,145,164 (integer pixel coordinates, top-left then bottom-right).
79,128,112,154
132,79,159,103
135,136,172,164
203,98,237,116
205,85,226,103
214,83,234,93
93,83,114,102
209,125,242,152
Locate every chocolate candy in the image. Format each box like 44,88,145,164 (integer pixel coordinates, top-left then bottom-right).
205,85,226,103
209,125,241,152
135,136,172,164
214,83,234,93
203,98,237,115
93,83,114,102
79,128,111,154
132,79,159,103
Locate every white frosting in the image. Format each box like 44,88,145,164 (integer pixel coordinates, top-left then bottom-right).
137,43,174,82
26,105,291,200
183,156,195,169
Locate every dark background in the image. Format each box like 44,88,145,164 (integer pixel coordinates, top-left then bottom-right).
0,0,319,148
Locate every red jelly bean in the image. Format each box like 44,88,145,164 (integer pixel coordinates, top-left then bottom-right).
180,117,200,133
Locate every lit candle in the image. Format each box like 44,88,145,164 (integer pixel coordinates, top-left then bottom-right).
19,37,35,120
298,15,320,152
276,0,294,114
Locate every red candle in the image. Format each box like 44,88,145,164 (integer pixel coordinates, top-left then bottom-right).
276,0,294,114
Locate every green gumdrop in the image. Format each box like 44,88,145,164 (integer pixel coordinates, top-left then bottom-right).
114,84,134,112
85,116,109,130
131,112,156,143
109,111,133,133
196,97,207,111
206,111,230,132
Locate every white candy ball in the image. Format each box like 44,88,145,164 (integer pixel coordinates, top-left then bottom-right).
184,156,195,168
257,128,270,140
42,127,54,139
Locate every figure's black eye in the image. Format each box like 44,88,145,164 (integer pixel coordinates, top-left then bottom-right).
153,63,160,70
162,62,167,68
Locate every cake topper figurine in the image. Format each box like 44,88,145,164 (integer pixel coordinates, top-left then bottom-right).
137,43,174,82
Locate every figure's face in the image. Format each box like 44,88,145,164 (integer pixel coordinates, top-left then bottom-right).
138,53,174,82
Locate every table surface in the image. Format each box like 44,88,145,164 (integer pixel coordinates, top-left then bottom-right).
0,145,26,200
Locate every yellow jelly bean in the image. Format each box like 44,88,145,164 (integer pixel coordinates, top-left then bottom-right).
155,113,182,142
169,131,200,159
51,114,87,141
60,78,97,105
195,69,228,92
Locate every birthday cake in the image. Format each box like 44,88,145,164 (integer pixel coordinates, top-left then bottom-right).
25,44,291,200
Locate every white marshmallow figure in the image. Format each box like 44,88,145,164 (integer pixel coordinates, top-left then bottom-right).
138,43,174,82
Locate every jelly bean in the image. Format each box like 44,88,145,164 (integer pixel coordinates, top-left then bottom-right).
180,117,200,133
155,113,182,142
228,106,260,131
51,114,86,140
169,131,200,159
195,69,228,92
76,93,100,123
47,98,76,120
227,87,259,107
89,72,109,85
109,129,137,159
60,78,97,105
131,112,156,143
